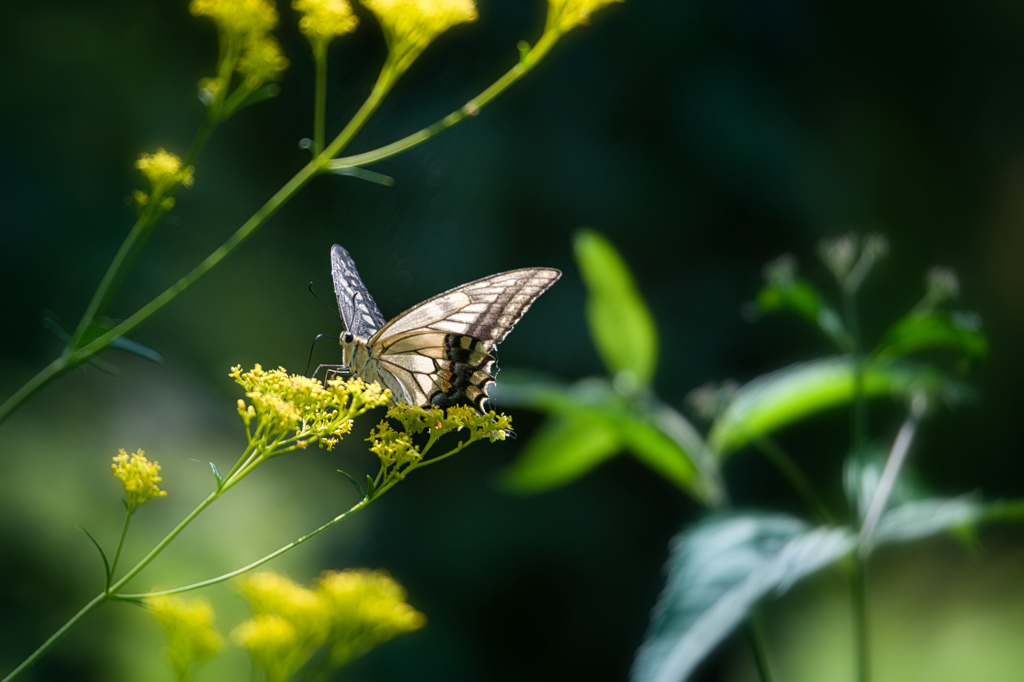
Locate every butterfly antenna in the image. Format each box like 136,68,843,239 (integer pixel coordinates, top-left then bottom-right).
305,332,338,376
308,281,343,321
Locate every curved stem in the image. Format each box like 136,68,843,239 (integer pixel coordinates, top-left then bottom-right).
108,490,221,595
330,30,561,171
113,497,369,599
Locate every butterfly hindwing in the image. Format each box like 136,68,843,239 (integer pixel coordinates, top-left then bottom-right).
331,244,387,338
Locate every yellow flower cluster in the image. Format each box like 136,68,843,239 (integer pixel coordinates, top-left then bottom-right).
318,569,426,666
233,570,424,679
293,0,359,51
190,0,289,114
545,0,622,34
145,595,224,678
111,448,167,512
362,0,477,73
136,149,195,190
237,36,291,89
134,149,194,210
230,364,390,454
190,0,279,35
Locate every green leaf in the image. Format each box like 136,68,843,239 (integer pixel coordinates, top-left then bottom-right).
875,312,988,361
632,514,855,682
707,356,971,457
109,336,164,364
337,469,365,498
501,414,621,493
869,497,1024,550
494,373,717,503
77,524,112,586
756,276,847,349
574,229,659,385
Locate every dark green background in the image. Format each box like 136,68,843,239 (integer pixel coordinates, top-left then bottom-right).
3,1,1024,680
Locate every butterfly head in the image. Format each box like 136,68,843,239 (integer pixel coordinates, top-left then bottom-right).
339,330,362,370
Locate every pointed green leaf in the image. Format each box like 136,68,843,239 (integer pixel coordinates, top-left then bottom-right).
632,514,855,682
501,414,621,493
109,336,164,364
574,229,659,385
365,475,376,500
337,469,366,498
494,373,717,504
77,525,112,586
875,312,988,361
869,497,1024,550
708,356,972,457
210,462,223,488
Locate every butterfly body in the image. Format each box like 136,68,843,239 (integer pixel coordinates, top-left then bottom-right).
331,245,559,413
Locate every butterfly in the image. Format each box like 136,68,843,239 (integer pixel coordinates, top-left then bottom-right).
330,244,561,414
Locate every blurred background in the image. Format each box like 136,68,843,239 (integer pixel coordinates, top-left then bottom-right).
2,0,1024,680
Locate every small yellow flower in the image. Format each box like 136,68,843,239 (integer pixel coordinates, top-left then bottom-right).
545,0,622,34
361,0,477,73
111,448,167,512
294,0,359,51
135,148,195,195
145,595,224,678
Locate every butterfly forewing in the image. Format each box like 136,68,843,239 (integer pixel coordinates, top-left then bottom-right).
330,244,560,414
331,244,387,338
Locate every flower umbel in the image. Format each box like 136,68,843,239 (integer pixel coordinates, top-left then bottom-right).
111,448,167,513
362,0,477,78
294,0,359,52
134,149,194,211
234,570,423,679
145,595,224,679
190,0,289,119
365,402,511,495
545,0,622,35
227,365,389,484
318,569,425,666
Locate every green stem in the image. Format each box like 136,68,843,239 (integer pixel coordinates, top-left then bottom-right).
746,608,774,682
329,30,562,171
0,592,108,682
114,497,370,599
108,490,221,595
109,511,133,581
0,357,69,425
842,288,866,452
851,560,869,682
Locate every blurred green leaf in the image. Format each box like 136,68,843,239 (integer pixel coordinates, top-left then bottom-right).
501,414,621,493
109,336,164,364
869,497,1024,550
708,356,970,457
632,513,855,682
495,373,716,503
875,312,988,361
574,229,659,385
756,275,847,349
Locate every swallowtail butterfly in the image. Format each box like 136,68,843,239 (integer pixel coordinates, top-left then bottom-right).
330,244,560,414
